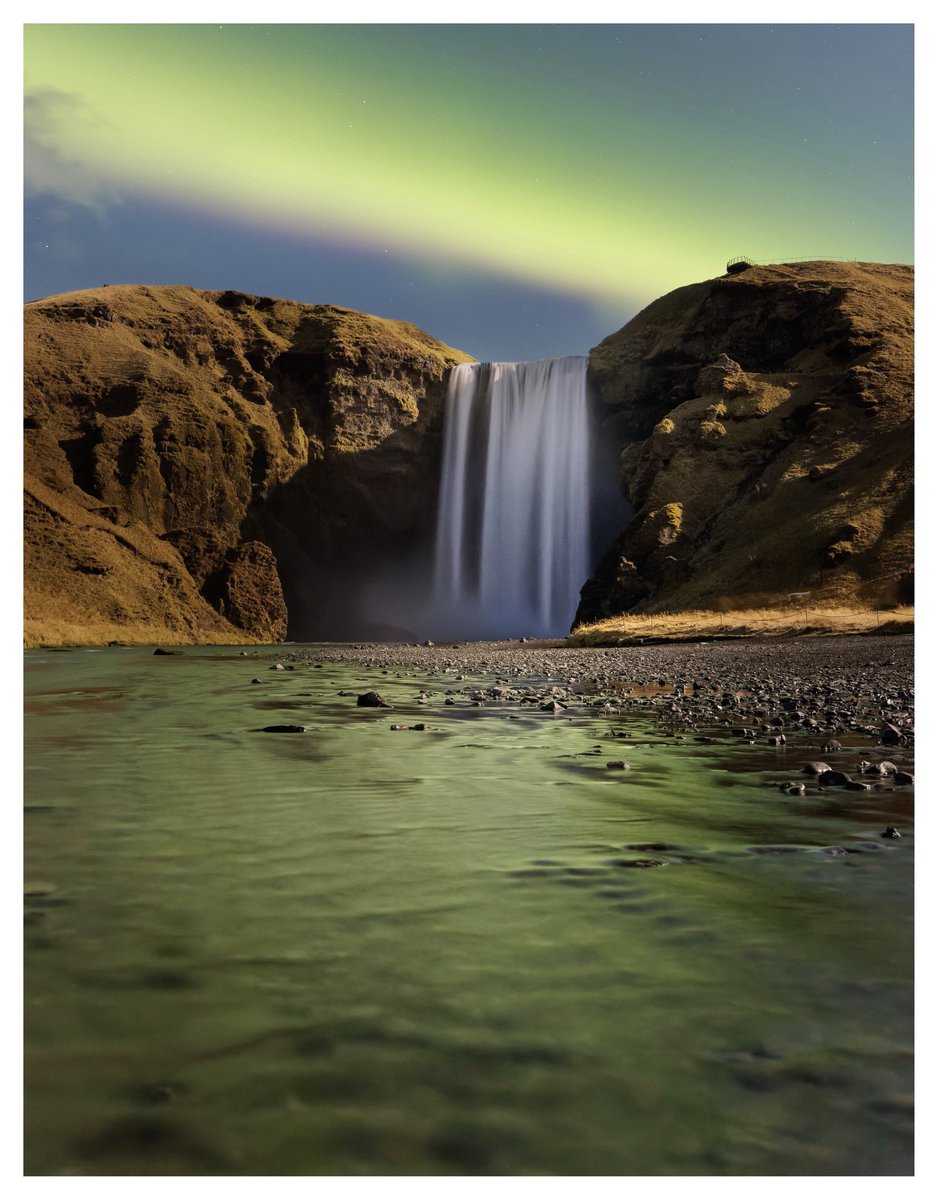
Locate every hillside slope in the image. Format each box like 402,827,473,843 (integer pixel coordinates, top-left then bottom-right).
25,285,472,645
576,261,913,624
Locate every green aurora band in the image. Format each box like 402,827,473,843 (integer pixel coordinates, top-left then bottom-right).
25,24,913,308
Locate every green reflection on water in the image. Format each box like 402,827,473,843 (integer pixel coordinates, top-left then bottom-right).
24,647,913,1175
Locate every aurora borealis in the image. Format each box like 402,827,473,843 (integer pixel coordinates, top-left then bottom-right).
24,23,913,359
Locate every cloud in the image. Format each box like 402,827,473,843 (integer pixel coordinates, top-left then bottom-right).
24,89,120,215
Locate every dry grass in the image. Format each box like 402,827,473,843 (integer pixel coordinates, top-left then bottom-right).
24,619,253,649
568,605,914,646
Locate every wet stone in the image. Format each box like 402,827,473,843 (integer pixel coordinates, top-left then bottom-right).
818,769,852,787
259,725,306,733
881,826,902,839
357,691,391,708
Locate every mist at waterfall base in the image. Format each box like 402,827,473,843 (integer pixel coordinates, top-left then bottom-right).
357,357,629,643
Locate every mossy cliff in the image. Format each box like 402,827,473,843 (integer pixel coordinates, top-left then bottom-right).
576,261,913,624
25,285,472,645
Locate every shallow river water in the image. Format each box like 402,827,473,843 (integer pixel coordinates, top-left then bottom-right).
24,646,913,1175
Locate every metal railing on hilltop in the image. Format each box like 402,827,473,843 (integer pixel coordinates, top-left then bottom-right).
726,254,855,273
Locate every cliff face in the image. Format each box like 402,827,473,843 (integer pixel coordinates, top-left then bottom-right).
25,285,472,645
576,262,913,624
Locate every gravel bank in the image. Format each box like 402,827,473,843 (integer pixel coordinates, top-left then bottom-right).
272,634,914,799
268,634,912,695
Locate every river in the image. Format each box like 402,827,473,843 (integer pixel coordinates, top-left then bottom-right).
24,645,913,1175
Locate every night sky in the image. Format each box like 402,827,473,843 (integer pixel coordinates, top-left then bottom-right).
24,23,913,362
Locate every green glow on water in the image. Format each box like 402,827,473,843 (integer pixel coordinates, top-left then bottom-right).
24,647,913,1175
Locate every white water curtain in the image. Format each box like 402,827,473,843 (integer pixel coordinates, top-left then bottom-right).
430,358,591,639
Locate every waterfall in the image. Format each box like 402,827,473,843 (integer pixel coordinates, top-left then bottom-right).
429,357,592,639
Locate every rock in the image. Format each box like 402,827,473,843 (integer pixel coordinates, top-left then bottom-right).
818,769,852,786
864,760,900,777
575,263,913,624
250,677,263,684
821,740,842,752
844,780,870,791
786,784,806,795
880,723,903,745
893,771,914,786
881,826,902,839
270,663,286,671
259,724,306,733
205,542,288,642
357,691,391,708
606,761,630,770
541,700,566,713
153,648,182,656
615,858,669,869
802,761,832,775
23,285,471,646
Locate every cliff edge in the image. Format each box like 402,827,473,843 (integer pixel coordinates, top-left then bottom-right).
25,285,472,645
576,261,913,624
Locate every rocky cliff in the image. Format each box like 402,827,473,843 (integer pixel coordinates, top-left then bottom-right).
25,285,472,645
576,261,913,624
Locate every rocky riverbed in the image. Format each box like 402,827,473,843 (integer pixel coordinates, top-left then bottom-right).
249,634,914,804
